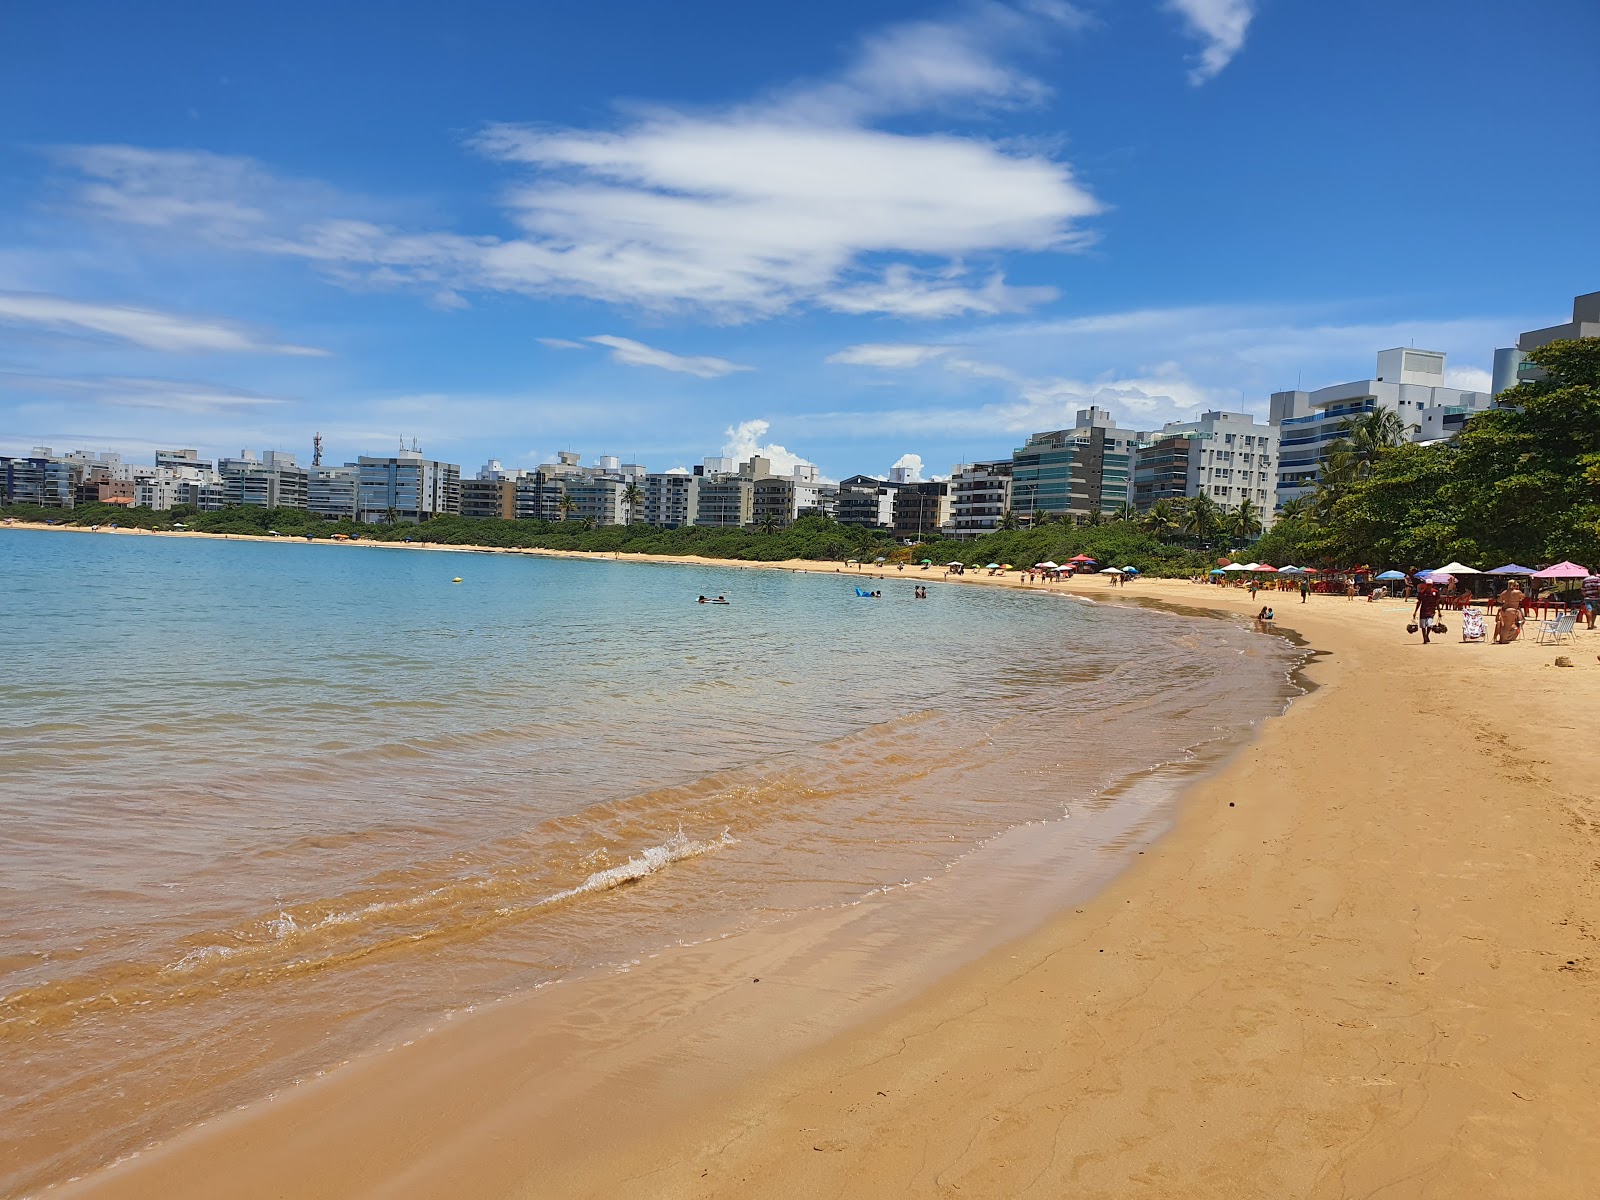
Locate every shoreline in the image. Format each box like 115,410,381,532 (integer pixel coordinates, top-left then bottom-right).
30,538,1600,1198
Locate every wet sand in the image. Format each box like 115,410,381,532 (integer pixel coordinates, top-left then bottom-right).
21,527,1600,1198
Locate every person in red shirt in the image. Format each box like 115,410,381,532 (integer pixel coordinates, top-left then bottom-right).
1412,582,1441,644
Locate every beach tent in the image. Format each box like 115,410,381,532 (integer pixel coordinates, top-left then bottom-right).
1531,561,1591,578
1487,564,1537,575
1069,554,1097,564
1374,570,1407,581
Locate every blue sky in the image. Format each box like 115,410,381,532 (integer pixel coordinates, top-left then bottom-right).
2,0,1597,481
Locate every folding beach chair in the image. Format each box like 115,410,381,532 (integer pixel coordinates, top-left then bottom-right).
1535,611,1577,645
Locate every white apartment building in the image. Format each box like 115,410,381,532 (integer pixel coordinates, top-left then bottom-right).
1269,348,1493,507
307,464,361,519
1134,411,1278,521
218,450,309,509
946,460,1012,539
357,451,461,523
643,472,699,527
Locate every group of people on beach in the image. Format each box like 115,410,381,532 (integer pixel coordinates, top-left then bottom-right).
1411,578,1537,645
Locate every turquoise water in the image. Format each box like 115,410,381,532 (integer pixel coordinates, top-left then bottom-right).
0,528,1298,1195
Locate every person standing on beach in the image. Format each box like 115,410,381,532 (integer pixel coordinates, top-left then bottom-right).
1299,578,1310,604
1582,569,1600,630
1413,582,1441,644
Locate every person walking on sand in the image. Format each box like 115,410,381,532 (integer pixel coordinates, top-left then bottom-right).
1494,581,1526,644
1299,577,1310,604
1413,581,1441,644
1582,569,1600,630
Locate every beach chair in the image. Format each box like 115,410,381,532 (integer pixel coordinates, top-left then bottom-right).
1535,611,1577,645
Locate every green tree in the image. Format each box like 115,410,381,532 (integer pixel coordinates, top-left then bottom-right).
998,508,1020,531
1180,493,1223,544
557,494,579,522
1142,498,1181,540
1227,497,1263,543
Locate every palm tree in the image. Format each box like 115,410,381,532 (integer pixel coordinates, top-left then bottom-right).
620,482,644,526
1084,509,1104,527
557,494,579,522
1112,501,1137,523
1143,498,1181,540
1276,496,1313,524
998,509,1020,531
383,506,399,527
1180,493,1223,544
1228,497,1262,542
1034,510,1057,527
756,513,780,534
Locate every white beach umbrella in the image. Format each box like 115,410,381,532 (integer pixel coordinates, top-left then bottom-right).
1431,561,1481,575
1222,563,1253,572
1099,566,1121,574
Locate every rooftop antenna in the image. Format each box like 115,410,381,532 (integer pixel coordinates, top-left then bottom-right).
312,433,323,467
411,437,420,453
399,435,406,452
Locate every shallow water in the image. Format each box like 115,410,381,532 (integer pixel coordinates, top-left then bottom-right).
0,530,1299,1196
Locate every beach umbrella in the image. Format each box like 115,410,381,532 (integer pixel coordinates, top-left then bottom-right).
919,558,932,564
1374,570,1407,581
1120,566,1140,574
1429,560,1481,576
1425,571,1455,585
1099,566,1121,574
874,556,887,563
985,562,1001,569
1531,561,1591,579
1254,564,1278,572
1069,554,1096,563
1208,568,1226,576
1035,561,1059,569
1277,566,1305,575
1222,563,1253,572
946,560,963,567
1486,564,1537,575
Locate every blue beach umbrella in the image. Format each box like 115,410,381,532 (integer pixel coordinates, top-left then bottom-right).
1374,570,1407,581
1208,568,1226,575
1486,564,1537,575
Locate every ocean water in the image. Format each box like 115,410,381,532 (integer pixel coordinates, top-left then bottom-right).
0,529,1300,1195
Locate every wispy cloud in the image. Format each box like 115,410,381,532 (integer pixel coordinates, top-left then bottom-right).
1166,0,1257,84
48,3,1099,322
0,291,328,356
586,335,752,378
827,342,955,368
536,337,588,350
0,371,290,413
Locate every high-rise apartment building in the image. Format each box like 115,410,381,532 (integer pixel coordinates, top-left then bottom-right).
1269,349,1493,507
357,451,461,523
642,472,699,527
1133,411,1278,520
945,461,1012,539
1010,407,1136,523
307,464,361,519
217,450,308,509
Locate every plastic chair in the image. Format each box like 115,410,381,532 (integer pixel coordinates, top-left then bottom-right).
1536,611,1577,645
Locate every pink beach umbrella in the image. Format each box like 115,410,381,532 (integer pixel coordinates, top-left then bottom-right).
1531,560,1591,579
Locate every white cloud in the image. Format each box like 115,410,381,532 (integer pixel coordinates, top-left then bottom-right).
827,342,954,368
722,418,816,477
51,4,1099,321
0,291,328,356
822,267,1057,318
1166,0,1256,84
889,452,926,480
536,337,588,350
1445,365,1492,393
586,335,752,378
0,371,289,414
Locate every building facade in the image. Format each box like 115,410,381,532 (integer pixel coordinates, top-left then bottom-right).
357,452,461,523
0,452,77,508
1009,407,1136,523
1269,348,1493,507
1133,411,1278,521
945,461,1012,539
459,477,517,520
892,481,950,541
217,450,309,510
695,476,753,527
1493,290,1600,393
834,475,899,528
642,473,699,527
307,464,361,519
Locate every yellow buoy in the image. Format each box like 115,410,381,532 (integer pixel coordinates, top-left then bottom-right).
452,577,463,584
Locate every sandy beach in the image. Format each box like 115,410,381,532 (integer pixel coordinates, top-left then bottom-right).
15,523,1599,1198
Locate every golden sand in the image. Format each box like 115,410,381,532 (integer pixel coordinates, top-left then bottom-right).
21,525,1599,1199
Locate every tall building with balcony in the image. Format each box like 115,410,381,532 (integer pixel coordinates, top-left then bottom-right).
1269,348,1492,507
217,450,309,509
892,481,950,541
1133,411,1278,521
695,473,754,527
357,451,461,523
307,464,361,519
946,460,1012,539
643,472,699,527
1009,407,1137,523
834,475,901,528
459,477,517,519
1492,290,1600,394
0,450,78,508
